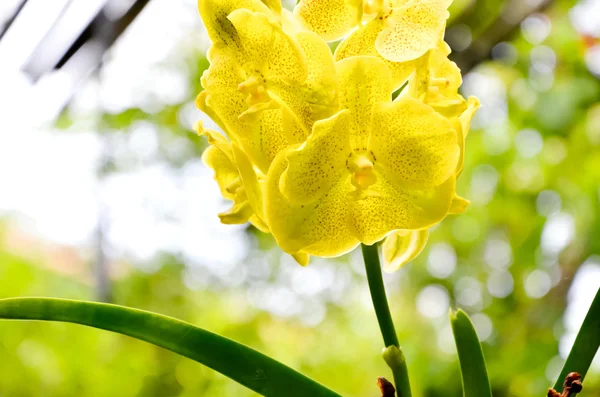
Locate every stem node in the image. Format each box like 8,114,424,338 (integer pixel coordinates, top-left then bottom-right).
361,243,412,397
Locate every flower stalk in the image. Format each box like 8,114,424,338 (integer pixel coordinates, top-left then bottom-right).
362,243,412,397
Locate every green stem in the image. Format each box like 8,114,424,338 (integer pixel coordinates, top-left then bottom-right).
361,243,412,397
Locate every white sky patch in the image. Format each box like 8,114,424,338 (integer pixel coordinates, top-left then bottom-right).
0,0,244,271
541,212,575,256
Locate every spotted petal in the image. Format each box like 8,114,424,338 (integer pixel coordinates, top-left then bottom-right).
280,110,352,204
375,0,450,63
227,9,308,85
369,97,459,189
294,30,339,122
334,17,417,90
198,0,270,46
266,148,359,257
198,47,290,173
336,56,392,145
293,0,361,41
268,29,339,135
349,173,455,244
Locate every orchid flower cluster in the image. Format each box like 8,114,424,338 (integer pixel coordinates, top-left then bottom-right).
196,0,479,271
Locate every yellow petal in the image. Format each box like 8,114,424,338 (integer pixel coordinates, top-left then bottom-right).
412,41,465,109
292,251,310,266
281,8,304,34
265,148,359,256
227,9,308,85
197,123,242,199
431,97,468,118
232,143,266,223
198,45,246,134
382,229,429,272
460,96,480,139
251,28,338,144
219,191,254,224
200,125,270,229
261,0,281,15
201,144,238,200
349,173,455,245
196,121,235,158
198,47,289,173
448,195,470,214
369,97,459,189
294,30,339,122
255,109,296,172
429,42,462,100
375,0,450,62
200,19,329,173
198,120,271,230
407,50,431,99
198,0,270,45
280,110,352,204
256,93,310,145
390,0,412,7
334,18,417,91
293,0,361,41
202,145,248,225
456,96,480,175
250,213,270,232
336,56,392,145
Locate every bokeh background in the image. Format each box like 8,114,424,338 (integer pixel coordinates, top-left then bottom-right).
1,0,599,396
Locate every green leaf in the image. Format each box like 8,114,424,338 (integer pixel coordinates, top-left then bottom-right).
553,287,600,392
0,297,341,397
450,309,493,397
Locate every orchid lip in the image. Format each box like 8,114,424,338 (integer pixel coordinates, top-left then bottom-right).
347,150,377,190
238,72,270,106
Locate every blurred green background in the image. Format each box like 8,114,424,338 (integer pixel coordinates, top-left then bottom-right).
0,0,599,396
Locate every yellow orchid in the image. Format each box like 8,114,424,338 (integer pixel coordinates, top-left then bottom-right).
265,56,459,257
294,0,449,52
337,0,450,89
409,41,464,112
197,122,269,232
196,0,478,270
296,0,450,90
407,40,480,176
381,42,480,272
197,3,338,174
334,18,417,91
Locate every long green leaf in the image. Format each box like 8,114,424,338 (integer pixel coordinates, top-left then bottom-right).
0,297,341,397
450,309,493,397
553,286,600,392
